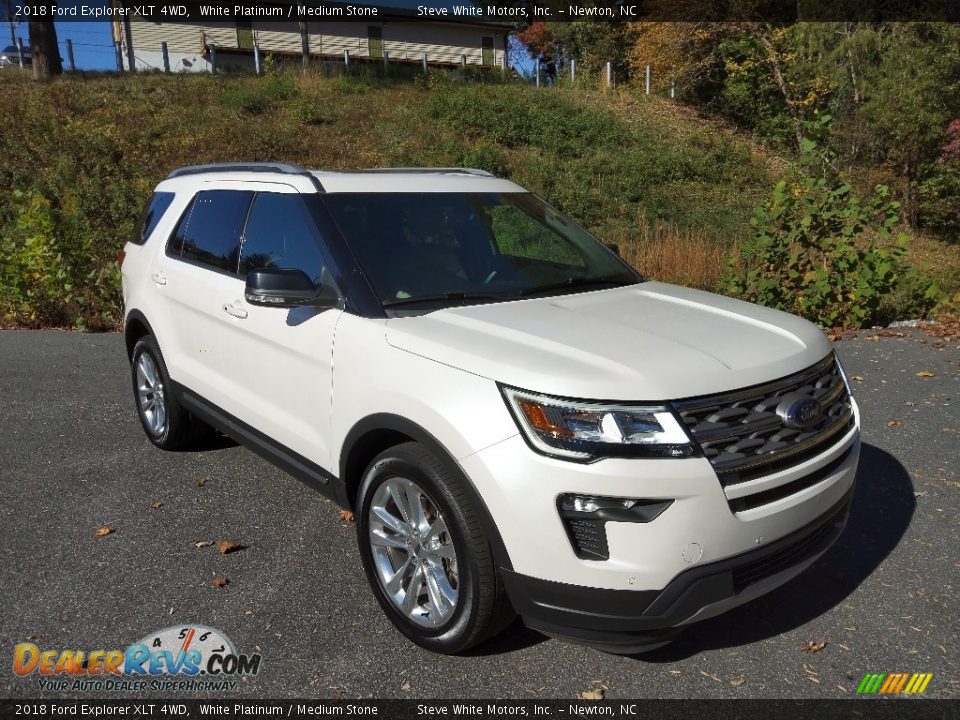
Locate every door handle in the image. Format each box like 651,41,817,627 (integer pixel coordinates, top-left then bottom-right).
222,303,248,319
151,272,167,286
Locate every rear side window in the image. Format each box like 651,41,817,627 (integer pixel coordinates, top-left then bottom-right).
131,192,175,245
168,190,253,273
239,193,328,282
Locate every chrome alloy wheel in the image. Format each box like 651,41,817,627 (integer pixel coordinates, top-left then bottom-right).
136,353,167,436
368,477,460,627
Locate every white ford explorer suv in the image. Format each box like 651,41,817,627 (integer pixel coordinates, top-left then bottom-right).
121,163,860,654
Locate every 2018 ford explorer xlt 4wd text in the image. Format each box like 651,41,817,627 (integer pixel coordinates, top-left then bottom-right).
121,163,860,654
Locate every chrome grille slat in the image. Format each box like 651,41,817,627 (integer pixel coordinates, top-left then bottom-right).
673,354,854,496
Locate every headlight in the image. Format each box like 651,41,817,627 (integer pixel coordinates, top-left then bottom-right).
501,386,696,461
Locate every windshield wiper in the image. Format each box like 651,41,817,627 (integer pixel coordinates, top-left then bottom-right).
381,292,512,308
517,276,638,297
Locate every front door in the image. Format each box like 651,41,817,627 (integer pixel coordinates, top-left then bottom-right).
216,189,342,472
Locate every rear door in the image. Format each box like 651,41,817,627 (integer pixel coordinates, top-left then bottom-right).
216,190,343,471
149,188,252,407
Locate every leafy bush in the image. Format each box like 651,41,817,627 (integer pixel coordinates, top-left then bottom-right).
916,163,960,241
726,135,920,328
0,190,121,330
222,75,297,115
291,96,327,126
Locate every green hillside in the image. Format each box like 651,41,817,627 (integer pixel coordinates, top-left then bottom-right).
0,71,952,329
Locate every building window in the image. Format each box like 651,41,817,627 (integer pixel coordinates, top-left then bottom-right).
237,20,254,50
368,26,383,59
481,36,494,66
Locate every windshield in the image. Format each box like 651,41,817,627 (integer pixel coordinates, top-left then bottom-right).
323,192,640,308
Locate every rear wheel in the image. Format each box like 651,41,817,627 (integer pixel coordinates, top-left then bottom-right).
130,335,209,450
356,442,513,654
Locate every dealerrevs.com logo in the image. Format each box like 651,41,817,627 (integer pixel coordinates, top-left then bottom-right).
12,625,261,692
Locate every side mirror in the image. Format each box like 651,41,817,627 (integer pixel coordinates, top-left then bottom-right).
245,268,339,309
603,242,621,257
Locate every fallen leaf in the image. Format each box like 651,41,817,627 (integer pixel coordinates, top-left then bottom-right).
148,502,162,509
865,335,880,342
210,576,228,589
850,375,864,382
193,540,213,549
338,509,355,523
217,540,246,555
197,478,207,487
887,419,903,428
578,689,604,700
95,526,114,537
668,670,681,676
836,684,848,692
916,370,936,378
400,680,411,692
803,640,828,653
700,670,722,682
730,677,746,687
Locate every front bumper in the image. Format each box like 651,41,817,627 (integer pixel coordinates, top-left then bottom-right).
501,486,853,653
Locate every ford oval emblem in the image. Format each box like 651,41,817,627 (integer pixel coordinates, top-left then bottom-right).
776,394,824,429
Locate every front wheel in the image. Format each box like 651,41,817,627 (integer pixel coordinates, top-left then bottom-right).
356,442,513,654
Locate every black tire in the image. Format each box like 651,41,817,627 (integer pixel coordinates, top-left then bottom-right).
130,334,209,450
356,442,514,654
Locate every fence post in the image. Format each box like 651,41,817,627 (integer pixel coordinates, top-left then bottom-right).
16,36,25,69
645,64,651,95
460,54,466,71
253,44,261,75
501,55,506,77
670,77,675,99
208,43,217,74
422,52,428,74
65,38,75,71
299,21,309,73
384,50,389,69
161,41,170,73
344,49,350,67
606,61,612,89
535,59,540,87
570,58,576,83
114,40,123,72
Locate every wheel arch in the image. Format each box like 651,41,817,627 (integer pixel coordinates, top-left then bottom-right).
124,309,156,362
340,413,513,571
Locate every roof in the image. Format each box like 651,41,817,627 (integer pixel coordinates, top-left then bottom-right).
160,163,526,194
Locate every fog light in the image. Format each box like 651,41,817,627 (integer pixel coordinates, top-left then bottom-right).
557,495,675,562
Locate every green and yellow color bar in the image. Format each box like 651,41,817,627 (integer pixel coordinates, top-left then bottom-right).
857,673,933,695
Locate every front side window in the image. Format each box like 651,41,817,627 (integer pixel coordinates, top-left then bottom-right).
323,192,639,308
168,190,253,273
239,193,328,283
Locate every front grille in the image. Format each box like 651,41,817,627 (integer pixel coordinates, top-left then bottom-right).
731,495,849,591
674,354,853,487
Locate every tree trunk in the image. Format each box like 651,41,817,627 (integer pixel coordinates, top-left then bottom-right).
757,25,803,148
29,8,62,80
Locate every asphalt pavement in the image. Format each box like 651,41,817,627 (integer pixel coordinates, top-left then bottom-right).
0,328,957,699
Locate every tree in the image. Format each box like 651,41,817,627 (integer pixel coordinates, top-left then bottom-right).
29,3,61,80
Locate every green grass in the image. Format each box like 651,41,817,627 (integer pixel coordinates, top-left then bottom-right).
5,70,947,329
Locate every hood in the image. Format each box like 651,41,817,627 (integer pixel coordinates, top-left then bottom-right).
384,281,832,401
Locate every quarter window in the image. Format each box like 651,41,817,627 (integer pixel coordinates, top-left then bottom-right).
168,190,253,273
132,191,175,245
239,193,327,283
